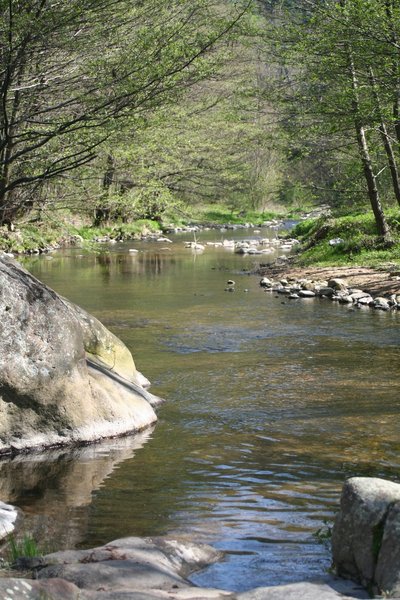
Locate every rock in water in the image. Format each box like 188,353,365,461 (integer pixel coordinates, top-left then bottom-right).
332,477,400,594
0,256,157,455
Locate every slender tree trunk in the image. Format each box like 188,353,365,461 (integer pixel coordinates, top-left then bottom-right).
348,53,391,239
385,1,400,152
94,153,115,226
368,67,400,207
0,1,26,226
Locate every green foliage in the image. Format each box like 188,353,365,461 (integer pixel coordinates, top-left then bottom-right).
7,533,40,563
292,209,400,267
0,0,253,223
290,218,322,239
74,220,161,242
190,204,283,224
0,222,64,253
313,519,333,546
260,0,400,234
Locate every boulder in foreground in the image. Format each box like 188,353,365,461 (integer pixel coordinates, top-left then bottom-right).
332,476,400,596
0,256,159,455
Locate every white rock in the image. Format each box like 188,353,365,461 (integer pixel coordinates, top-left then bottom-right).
0,501,18,539
298,290,316,298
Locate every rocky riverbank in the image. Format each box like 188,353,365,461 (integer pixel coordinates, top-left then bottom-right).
0,528,368,600
257,264,400,310
6,476,400,599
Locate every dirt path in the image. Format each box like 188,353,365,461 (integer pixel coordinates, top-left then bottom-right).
258,263,400,297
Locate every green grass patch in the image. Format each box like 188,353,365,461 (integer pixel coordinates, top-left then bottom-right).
74,219,161,242
291,209,400,269
0,221,65,253
190,204,284,225
6,533,40,563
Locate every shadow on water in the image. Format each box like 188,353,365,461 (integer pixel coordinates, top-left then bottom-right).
8,227,400,591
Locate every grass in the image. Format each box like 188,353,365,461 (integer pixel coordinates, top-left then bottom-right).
0,221,65,253
74,219,161,241
6,533,40,563
0,218,162,254
0,203,287,253
290,209,400,269
189,204,284,225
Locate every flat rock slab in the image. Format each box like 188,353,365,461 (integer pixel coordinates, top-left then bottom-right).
81,587,235,600
33,537,224,596
38,560,187,593
238,577,369,600
0,578,82,599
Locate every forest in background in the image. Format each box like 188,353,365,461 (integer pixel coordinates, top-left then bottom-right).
1,0,400,260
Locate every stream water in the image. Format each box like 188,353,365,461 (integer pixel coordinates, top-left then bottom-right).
1,225,400,591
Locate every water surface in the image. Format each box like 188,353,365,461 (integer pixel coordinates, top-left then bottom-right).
2,227,400,591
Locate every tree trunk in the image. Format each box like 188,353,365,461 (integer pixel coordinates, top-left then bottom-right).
368,67,400,207
94,154,115,226
348,53,391,239
385,1,400,152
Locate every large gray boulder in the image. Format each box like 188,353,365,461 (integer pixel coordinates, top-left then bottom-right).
0,256,158,454
332,477,400,595
374,501,400,595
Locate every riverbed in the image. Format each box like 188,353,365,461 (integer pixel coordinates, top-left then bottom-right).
1,225,400,591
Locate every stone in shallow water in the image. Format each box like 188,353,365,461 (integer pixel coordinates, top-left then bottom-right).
327,279,348,291
298,290,316,298
332,477,400,589
373,297,390,310
317,287,335,297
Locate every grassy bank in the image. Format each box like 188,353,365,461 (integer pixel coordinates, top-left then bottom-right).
290,209,400,269
0,204,285,254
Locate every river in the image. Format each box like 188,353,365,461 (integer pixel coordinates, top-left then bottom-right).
1,225,400,591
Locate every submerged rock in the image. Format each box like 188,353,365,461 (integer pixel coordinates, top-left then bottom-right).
0,256,158,455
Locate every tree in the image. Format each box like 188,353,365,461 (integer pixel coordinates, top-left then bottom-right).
258,0,400,237
0,0,251,226
54,29,284,225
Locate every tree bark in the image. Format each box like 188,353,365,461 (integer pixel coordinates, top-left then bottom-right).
385,1,400,152
94,153,115,226
348,53,391,239
368,67,400,207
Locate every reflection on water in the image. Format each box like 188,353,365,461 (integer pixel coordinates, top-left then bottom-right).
0,430,153,551
6,227,400,591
